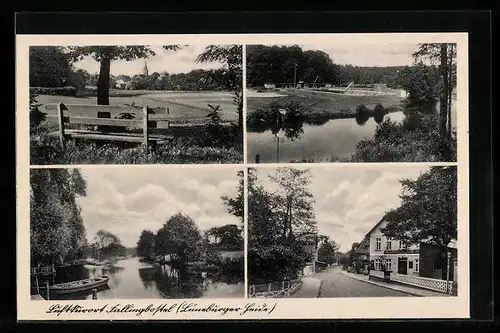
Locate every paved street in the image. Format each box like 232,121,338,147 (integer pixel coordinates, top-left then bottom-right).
317,266,412,298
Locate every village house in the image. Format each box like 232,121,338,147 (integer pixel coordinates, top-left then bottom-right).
359,217,457,280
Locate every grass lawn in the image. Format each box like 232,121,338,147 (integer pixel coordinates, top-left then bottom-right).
38,90,239,123
247,89,404,114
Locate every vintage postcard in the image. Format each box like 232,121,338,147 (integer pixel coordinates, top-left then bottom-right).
16,33,469,321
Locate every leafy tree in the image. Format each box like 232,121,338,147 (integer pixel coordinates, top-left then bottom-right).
29,46,73,87
381,166,457,279
30,169,87,268
92,229,123,260
155,213,202,265
136,230,156,259
67,45,181,105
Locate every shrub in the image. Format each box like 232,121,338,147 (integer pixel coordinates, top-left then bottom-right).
30,86,76,97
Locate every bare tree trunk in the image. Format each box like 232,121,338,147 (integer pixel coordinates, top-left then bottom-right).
97,58,111,105
439,44,449,160
447,45,454,138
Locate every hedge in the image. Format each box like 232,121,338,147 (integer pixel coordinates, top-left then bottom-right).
30,86,76,97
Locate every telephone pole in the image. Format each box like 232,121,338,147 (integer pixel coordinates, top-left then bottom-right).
294,63,298,88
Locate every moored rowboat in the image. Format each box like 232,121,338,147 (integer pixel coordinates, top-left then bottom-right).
42,276,110,295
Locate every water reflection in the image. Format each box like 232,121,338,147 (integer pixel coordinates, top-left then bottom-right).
44,257,243,300
247,111,408,162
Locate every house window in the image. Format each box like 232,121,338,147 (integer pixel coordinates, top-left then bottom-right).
399,240,407,249
409,261,413,269
375,259,381,270
385,259,392,271
376,238,381,251
386,239,392,250
415,259,419,272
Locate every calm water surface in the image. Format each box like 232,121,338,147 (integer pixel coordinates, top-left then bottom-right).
47,257,244,300
248,103,457,163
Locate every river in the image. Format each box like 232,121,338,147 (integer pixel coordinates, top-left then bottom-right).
46,257,244,300
247,103,457,163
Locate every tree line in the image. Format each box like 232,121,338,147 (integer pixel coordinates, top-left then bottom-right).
246,44,405,87
248,167,339,285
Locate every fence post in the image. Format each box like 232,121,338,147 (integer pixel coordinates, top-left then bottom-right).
57,103,66,148
142,106,149,155
45,281,50,300
446,251,451,294
92,288,97,300
268,283,272,292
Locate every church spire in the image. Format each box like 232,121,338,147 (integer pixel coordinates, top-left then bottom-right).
142,60,149,76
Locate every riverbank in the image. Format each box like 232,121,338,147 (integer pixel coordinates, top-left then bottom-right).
246,89,404,130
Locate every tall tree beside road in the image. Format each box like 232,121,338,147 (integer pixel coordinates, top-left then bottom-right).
247,167,317,284
381,166,457,279
268,167,317,240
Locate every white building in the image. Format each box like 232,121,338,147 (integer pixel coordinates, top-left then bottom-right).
366,218,420,276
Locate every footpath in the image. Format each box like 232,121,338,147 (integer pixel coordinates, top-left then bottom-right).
340,270,451,297
285,276,322,298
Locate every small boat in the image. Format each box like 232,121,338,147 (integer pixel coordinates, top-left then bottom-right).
42,276,110,295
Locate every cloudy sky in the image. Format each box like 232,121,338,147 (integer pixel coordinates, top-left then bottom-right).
76,167,241,248
253,165,430,253
300,43,418,67
71,45,226,76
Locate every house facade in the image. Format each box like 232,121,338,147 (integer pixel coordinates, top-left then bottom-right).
361,217,458,282
365,218,420,276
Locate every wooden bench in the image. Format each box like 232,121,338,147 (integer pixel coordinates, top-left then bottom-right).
43,103,176,154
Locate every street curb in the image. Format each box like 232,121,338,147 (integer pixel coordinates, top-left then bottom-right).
316,280,323,298
339,270,424,297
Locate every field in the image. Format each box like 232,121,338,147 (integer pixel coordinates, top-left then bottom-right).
246,88,404,114
37,90,239,123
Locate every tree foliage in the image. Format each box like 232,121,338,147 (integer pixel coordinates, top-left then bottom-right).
30,168,87,267
29,46,73,88
205,224,243,251
154,213,203,264
317,235,340,265
381,166,457,253
221,170,244,224
66,46,158,105
136,230,156,260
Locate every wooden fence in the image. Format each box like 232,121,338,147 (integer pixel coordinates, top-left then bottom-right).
248,279,302,298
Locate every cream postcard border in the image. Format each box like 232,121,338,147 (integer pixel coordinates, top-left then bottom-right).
16,33,469,320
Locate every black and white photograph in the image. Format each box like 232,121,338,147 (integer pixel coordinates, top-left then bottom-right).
29,167,244,300
29,44,243,164
246,43,457,163
247,165,458,298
